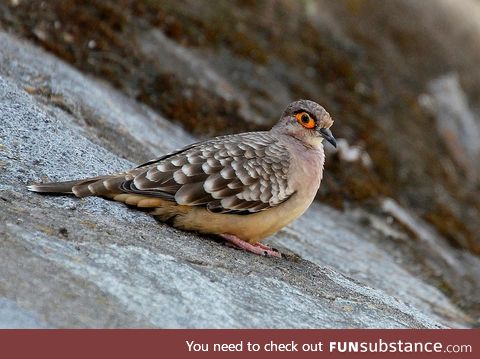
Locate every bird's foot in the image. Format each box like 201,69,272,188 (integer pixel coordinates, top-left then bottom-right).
220,234,281,258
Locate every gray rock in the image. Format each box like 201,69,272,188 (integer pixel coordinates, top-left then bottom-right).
419,73,480,182
0,32,477,328
0,298,49,329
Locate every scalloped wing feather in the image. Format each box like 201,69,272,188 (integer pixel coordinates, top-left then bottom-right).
122,132,294,214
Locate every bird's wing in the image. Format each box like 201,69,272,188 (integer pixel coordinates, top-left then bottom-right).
121,132,294,214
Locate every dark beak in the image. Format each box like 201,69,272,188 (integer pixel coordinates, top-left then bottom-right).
319,128,336,148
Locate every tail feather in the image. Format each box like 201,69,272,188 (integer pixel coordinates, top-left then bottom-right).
28,175,183,213
84,176,125,196
27,177,115,197
28,180,84,194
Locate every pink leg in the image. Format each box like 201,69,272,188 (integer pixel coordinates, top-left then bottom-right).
254,242,273,251
220,234,281,258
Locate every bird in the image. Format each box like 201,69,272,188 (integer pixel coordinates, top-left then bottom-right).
28,100,336,257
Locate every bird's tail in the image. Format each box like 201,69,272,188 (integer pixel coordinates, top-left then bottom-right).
27,175,126,198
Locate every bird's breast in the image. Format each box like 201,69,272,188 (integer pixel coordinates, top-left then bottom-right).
287,145,324,196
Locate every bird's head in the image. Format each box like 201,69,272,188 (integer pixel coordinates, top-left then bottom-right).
273,100,336,149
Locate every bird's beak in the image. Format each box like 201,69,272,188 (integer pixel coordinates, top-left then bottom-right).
319,128,336,148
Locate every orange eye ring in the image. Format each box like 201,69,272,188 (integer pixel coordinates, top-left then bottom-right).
295,112,316,129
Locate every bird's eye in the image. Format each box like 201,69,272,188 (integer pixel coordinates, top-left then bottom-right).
295,112,315,129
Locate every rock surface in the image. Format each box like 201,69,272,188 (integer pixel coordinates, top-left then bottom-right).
1,32,479,328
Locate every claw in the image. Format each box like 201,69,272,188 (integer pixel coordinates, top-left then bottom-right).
220,234,281,258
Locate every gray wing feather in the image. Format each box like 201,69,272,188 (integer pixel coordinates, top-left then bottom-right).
122,132,294,214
